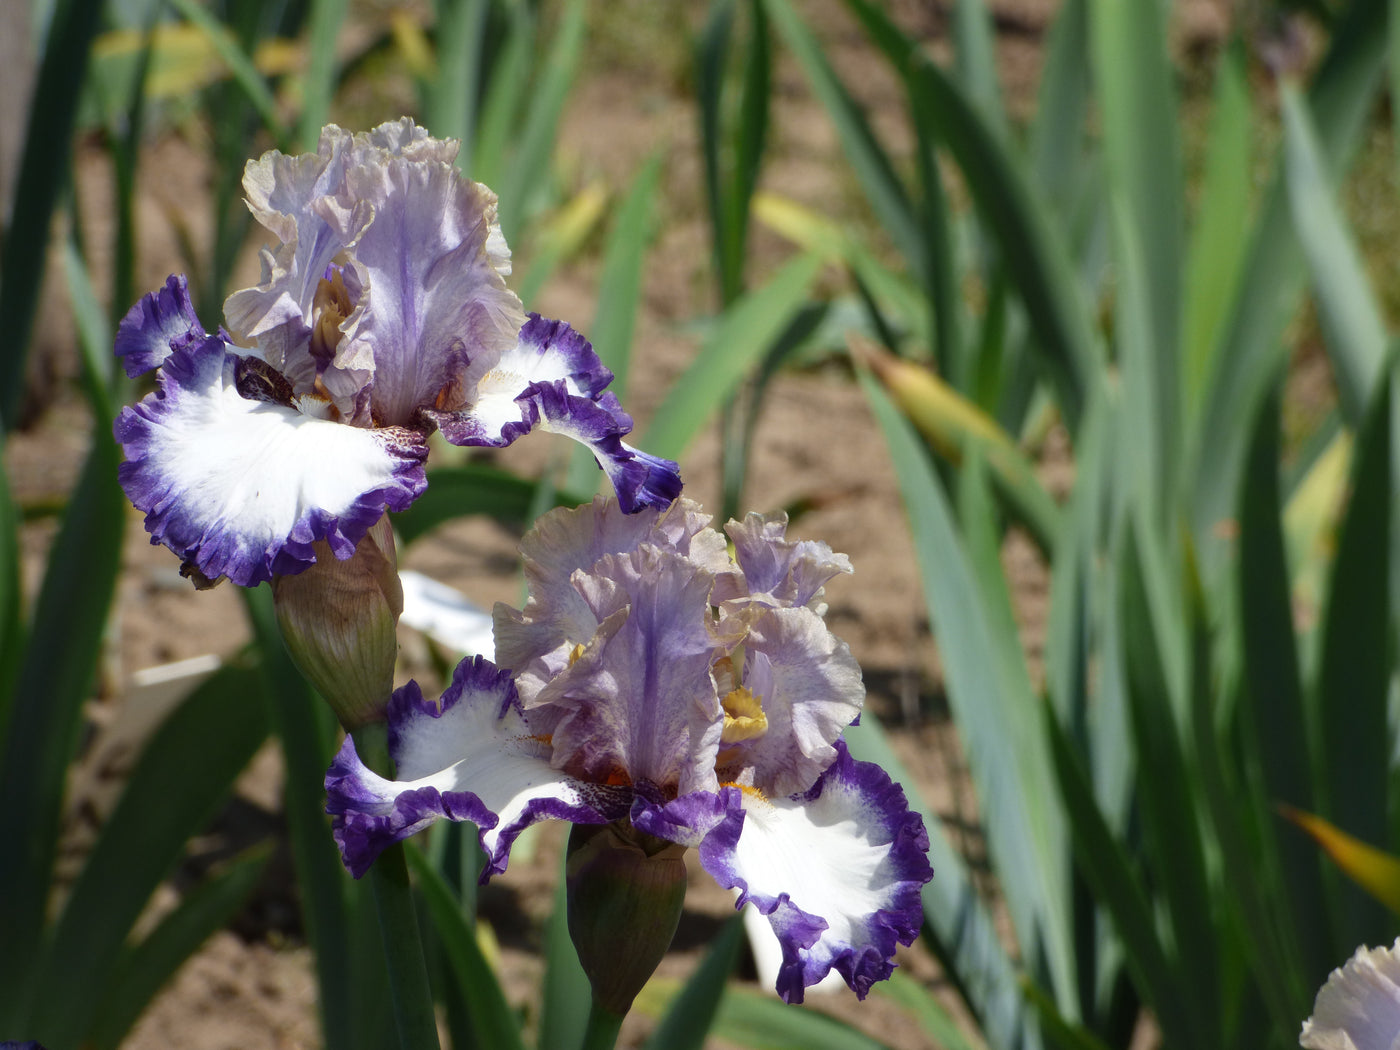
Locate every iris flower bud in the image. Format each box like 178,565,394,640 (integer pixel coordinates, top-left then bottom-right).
272,514,402,728
565,820,689,1016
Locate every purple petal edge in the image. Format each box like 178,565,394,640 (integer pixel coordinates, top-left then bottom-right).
113,338,428,587
114,274,207,378
702,740,932,1003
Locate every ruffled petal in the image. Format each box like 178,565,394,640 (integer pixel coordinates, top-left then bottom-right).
720,605,864,798
629,785,745,849
697,740,931,1003
114,274,208,377
529,385,682,513
714,511,853,609
492,497,716,682
114,337,428,587
326,656,629,878
1302,939,1400,1050
540,545,725,795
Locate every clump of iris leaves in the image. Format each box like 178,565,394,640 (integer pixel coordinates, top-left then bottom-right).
1,0,1397,1048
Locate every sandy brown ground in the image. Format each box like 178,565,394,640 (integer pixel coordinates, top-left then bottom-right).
5,1,1240,1047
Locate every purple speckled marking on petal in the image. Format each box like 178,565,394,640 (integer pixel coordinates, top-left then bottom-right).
114,274,208,378
630,785,744,849
114,336,429,587
697,740,931,1003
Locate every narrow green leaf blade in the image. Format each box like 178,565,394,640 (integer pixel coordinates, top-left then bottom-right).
0,0,102,430
642,915,743,1050
496,0,585,243
539,862,591,1050
1116,521,1217,1043
1182,41,1250,416
296,0,350,149
406,845,527,1050
1237,387,1331,983
845,0,1100,429
88,846,274,1050
1315,361,1392,945
1281,82,1387,423
0,436,124,1028
862,371,1077,1016
640,252,822,461
28,664,272,1046
164,0,286,140
1043,702,1191,1048
1091,0,1182,505
1189,0,1387,576
761,0,921,275
242,585,356,1050
393,465,584,546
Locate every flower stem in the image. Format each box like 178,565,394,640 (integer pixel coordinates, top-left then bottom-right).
354,723,440,1050
580,998,626,1050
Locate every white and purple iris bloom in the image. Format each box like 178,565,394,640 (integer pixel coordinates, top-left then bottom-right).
326,497,933,1003
113,119,680,588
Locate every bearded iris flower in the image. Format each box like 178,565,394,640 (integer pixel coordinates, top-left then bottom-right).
114,119,680,591
326,497,933,1003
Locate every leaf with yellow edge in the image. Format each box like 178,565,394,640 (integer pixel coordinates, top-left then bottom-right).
1281,805,1400,916
859,336,1060,555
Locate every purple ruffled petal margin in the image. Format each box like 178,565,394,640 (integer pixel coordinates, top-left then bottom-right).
114,274,208,378
427,314,681,512
697,739,932,1003
114,337,428,587
326,655,628,879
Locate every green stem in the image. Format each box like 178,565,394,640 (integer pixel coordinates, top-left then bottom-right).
580,998,625,1050
354,724,441,1050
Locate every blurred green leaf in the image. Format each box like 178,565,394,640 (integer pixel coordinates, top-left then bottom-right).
1116,521,1217,1044
496,0,584,243
242,585,356,1050
62,235,116,424
296,0,349,149
637,977,896,1050
640,252,822,462
761,0,920,277
471,2,532,189
1282,82,1387,423
952,0,1006,137
1237,388,1331,985
1029,0,1089,214
1091,0,1182,490
873,970,981,1050
423,0,488,165
539,863,590,1050
394,465,585,546
0,436,124,1029
406,844,526,1050
0,0,102,430
1044,701,1191,1048
1315,361,1392,945
865,347,1055,516
1182,41,1250,418
0,437,21,726
862,371,1077,1017
841,0,1100,431
642,915,743,1050
87,845,273,1050
28,663,272,1047
590,153,664,400
1189,0,1387,576
165,0,287,142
